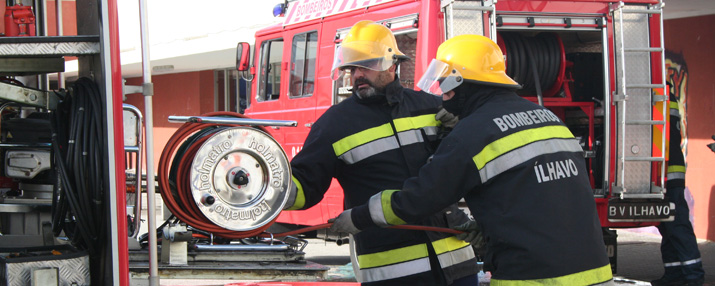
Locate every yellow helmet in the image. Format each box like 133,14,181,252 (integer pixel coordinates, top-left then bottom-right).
417,34,520,95
330,20,409,80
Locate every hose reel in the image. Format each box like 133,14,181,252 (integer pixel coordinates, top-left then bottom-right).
158,112,295,238
498,32,566,98
189,126,290,231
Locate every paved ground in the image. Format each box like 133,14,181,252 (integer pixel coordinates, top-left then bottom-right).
615,228,714,285
138,227,715,285
299,228,715,285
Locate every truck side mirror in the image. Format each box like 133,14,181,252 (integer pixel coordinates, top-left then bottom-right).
236,42,251,71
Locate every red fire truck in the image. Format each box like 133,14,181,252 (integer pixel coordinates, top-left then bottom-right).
237,0,672,269
0,0,673,284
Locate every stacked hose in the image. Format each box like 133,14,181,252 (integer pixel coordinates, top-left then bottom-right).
51,77,108,284
157,112,280,239
499,32,565,98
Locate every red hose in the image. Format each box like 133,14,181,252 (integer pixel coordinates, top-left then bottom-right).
158,112,275,239
263,223,463,238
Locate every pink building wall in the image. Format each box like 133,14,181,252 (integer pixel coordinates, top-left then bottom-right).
664,15,715,241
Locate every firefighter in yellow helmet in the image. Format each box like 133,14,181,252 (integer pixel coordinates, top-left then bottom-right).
331,34,615,285
285,21,478,285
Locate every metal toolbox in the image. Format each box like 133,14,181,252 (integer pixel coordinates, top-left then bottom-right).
0,245,89,286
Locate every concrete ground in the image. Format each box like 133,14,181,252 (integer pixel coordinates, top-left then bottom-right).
615,228,714,285
137,228,715,285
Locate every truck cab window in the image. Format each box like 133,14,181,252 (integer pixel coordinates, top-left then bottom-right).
258,38,284,102
289,31,317,98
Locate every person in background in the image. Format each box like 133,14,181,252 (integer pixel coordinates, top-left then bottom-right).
651,82,705,286
330,34,614,285
283,20,478,286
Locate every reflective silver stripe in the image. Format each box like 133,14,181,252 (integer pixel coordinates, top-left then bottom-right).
667,172,685,181
423,126,439,136
436,245,476,268
359,245,474,283
478,138,583,183
359,256,431,282
368,193,390,227
592,279,616,286
670,108,680,118
664,261,680,267
338,128,435,164
683,258,703,265
339,136,399,164
396,128,429,146
664,257,702,267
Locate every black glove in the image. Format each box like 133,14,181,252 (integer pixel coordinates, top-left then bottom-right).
453,220,484,248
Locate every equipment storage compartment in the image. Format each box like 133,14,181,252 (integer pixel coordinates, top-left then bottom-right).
0,244,89,286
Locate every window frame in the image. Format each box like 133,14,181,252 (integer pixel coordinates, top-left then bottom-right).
256,37,284,102
288,30,318,99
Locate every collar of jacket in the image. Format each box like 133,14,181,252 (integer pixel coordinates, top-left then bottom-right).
458,85,512,118
353,77,404,106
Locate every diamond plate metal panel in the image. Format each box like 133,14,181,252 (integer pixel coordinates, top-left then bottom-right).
0,42,99,56
444,1,485,39
3,253,89,286
614,5,654,194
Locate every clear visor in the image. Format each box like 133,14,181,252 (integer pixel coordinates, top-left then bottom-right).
416,59,463,95
330,41,395,81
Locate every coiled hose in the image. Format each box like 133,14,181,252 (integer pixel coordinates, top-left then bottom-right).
157,111,279,239
500,32,564,100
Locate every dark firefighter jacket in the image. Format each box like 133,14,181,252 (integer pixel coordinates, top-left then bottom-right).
351,87,613,285
667,91,685,189
285,78,478,285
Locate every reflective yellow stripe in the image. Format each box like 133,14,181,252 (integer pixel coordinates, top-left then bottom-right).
359,242,428,269
393,114,440,132
381,190,406,226
667,165,685,174
669,101,679,109
491,264,612,286
432,236,470,255
332,114,439,157
286,176,305,210
333,123,393,156
358,236,470,269
473,125,574,170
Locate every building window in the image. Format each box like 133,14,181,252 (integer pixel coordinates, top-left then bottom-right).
289,31,317,98
257,38,283,102
215,69,249,113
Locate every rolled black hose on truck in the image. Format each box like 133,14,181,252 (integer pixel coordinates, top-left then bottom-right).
500,32,563,98
51,77,108,285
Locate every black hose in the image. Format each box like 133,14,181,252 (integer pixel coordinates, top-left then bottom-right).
500,32,562,98
50,77,107,285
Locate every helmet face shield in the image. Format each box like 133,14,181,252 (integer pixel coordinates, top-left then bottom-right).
417,59,463,95
330,41,396,81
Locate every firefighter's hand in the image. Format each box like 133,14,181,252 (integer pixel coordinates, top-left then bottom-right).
328,209,361,235
453,220,484,248
436,108,459,129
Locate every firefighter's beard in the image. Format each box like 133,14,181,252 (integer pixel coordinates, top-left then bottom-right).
353,73,390,99
353,78,378,99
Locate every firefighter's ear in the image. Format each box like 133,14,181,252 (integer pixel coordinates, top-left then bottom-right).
388,63,398,73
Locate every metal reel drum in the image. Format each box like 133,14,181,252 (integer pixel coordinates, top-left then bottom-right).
189,126,291,231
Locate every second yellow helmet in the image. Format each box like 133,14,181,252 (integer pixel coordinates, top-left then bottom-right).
417,34,520,95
